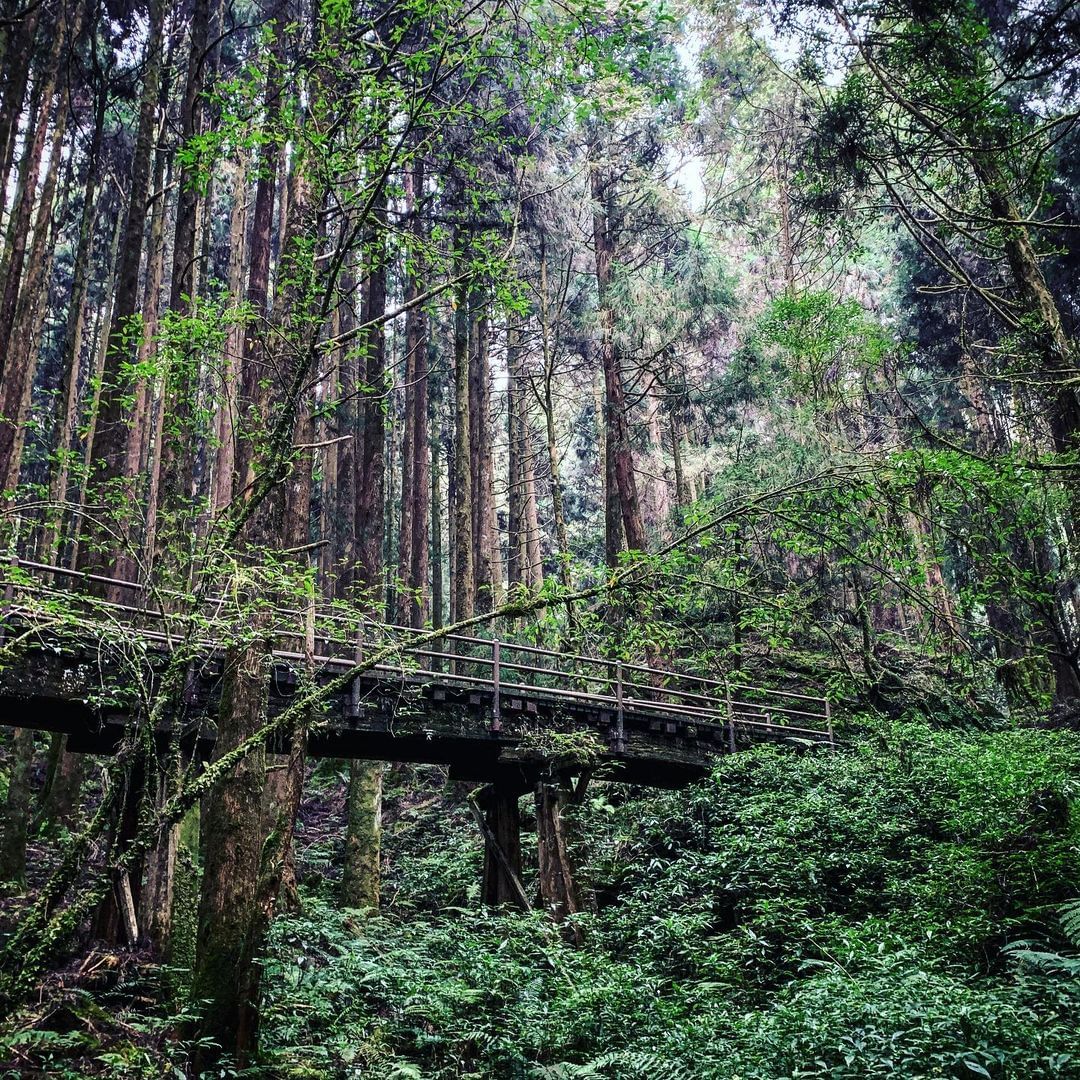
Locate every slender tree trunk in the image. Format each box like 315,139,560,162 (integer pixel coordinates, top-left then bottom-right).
543,377,570,592
70,208,124,568
405,160,429,627
332,258,358,595
470,301,497,612
670,412,688,509
590,158,645,556
80,0,165,577
452,267,474,623
120,143,171,578
0,728,35,885
0,80,69,490
507,319,524,591
42,79,107,560
212,156,251,512
0,84,45,359
342,173,387,910
0,13,62,392
430,358,444,632
0,6,40,226
157,0,212,546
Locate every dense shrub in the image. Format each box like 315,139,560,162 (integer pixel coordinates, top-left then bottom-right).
257,719,1080,1078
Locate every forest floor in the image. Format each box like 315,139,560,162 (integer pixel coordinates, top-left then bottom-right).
3,677,1080,1078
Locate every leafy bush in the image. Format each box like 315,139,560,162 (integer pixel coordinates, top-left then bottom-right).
256,719,1080,1078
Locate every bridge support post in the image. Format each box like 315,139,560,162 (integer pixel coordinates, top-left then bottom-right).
535,778,581,939
474,781,527,910
94,752,147,944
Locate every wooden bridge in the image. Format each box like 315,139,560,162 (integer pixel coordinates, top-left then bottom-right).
0,557,833,781
0,556,833,907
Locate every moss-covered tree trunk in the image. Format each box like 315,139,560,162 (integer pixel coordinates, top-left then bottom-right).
191,12,283,1061
0,727,35,886
191,627,270,1067
341,759,383,909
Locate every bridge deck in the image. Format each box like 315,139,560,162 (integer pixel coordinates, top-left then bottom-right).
0,558,833,788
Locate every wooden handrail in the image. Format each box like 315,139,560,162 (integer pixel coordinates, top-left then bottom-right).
0,560,834,744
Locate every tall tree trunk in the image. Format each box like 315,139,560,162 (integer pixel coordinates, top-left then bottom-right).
331,257,358,595
157,0,212,548
507,317,546,591
590,158,645,556
0,85,44,346
0,5,40,225
0,77,69,490
0,15,62,390
470,300,497,612
80,0,165,577
430,356,445,632
211,156,251,514
342,174,387,910
70,208,124,569
0,728,35,885
452,266,474,623
42,77,108,561
121,143,171,577
192,15,285,1064
404,160,429,627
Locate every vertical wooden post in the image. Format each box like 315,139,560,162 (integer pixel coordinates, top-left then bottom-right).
825,696,833,747
491,637,501,732
614,660,625,751
535,779,582,939
348,630,364,719
477,782,526,909
725,675,735,753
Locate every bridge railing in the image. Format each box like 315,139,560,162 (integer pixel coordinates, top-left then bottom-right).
0,556,833,746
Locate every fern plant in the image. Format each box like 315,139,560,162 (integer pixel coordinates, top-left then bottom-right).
1004,900,1080,976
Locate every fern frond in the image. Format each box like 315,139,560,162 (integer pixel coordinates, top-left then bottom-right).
1059,899,1080,947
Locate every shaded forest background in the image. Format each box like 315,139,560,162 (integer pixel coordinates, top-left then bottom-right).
0,0,1079,1074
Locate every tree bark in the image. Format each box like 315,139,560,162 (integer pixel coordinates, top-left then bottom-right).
341,759,382,909
42,76,108,561
590,158,646,556
0,728,35,885
452,266,474,623
342,172,387,910
157,0,212,542
470,300,497,612
535,779,581,932
479,781,525,909
80,0,165,578
211,156,251,512
192,15,286,1064
0,73,69,491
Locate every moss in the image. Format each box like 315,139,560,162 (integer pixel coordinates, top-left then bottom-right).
166,843,200,1000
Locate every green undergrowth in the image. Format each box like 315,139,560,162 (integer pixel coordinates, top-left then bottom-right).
256,715,1080,1079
